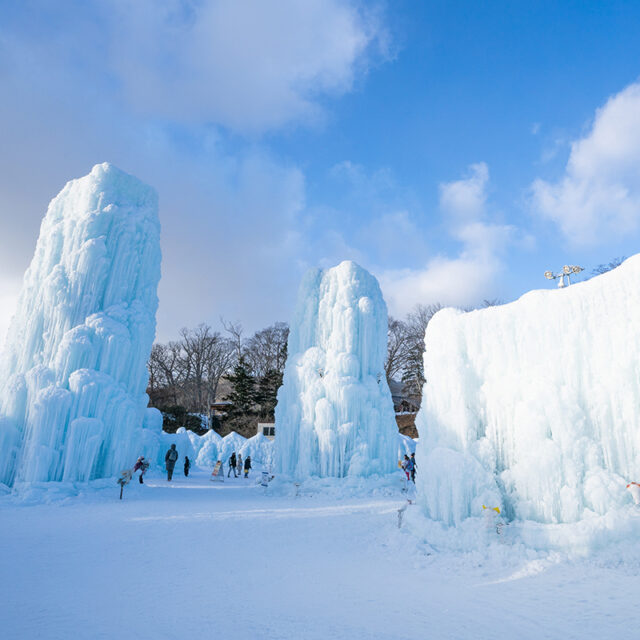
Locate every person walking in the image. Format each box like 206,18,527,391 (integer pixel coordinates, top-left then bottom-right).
406,454,415,483
227,452,237,478
410,452,417,483
165,444,178,481
184,456,191,477
237,453,243,476
243,455,252,478
133,456,149,484
401,455,410,482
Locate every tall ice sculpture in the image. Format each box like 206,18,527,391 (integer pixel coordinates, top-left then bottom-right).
275,261,398,478
0,163,161,486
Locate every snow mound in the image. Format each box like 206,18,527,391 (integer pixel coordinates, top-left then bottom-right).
195,429,224,468
217,431,247,464
275,261,398,478
416,255,640,531
0,163,161,486
240,433,274,469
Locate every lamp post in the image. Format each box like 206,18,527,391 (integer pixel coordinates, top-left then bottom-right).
544,265,584,288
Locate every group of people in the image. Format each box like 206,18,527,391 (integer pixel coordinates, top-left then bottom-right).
129,444,252,484
227,451,252,478
401,453,417,483
128,446,192,484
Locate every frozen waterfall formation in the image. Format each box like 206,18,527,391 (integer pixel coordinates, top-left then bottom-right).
275,261,398,478
0,163,161,486
416,255,640,525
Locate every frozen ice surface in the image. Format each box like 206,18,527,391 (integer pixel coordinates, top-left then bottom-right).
275,261,398,478
0,163,161,486
416,255,640,530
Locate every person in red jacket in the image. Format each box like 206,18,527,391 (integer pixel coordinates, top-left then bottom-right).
133,456,149,484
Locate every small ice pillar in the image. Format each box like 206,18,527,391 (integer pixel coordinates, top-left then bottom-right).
275,261,398,478
0,163,161,486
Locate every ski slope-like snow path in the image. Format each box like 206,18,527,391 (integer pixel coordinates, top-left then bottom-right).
1,469,638,639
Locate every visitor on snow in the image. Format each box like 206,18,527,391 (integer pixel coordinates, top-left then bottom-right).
133,456,149,484
228,452,238,477
165,444,178,481
244,455,252,478
184,456,191,477
237,453,243,475
408,453,416,483
402,455,410,482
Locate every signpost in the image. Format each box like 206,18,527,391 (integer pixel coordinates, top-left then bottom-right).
210,460,224,482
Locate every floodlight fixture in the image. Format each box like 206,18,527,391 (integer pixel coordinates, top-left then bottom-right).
543,265,584,287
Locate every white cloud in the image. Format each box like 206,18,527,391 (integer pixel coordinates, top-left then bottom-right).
439,162,488,220
109,0,386,132
380,163,513,316
0,1,388,340
532,81,640,245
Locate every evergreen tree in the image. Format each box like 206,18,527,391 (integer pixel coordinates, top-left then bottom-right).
401,343,425,401
224,357,257,421
255,368,283,420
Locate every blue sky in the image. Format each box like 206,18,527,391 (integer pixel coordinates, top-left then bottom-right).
1,1,639,340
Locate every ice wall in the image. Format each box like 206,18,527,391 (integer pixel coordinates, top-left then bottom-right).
0,163,161,486
416,255,640,525
275,261,398,478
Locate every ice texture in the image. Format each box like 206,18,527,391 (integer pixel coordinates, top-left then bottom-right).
0,163,161,486
275,261,398,478
415,255,640,526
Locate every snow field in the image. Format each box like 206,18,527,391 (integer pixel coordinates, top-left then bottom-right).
1,469,639,640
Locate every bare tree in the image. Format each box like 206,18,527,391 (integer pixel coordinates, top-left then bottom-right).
148,342,184,406
385,317,410,384
401,303,444,399
221,319,244,363
592,257,626,276
180,324,235,411
244,322,289,378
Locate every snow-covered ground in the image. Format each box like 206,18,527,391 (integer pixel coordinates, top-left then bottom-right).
1,469,638,640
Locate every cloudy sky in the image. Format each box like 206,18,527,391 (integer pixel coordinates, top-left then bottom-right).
1,1,640,341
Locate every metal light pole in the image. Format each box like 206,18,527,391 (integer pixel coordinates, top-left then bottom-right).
544,265,584,288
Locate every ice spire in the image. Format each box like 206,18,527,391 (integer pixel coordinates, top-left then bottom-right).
0,163,161,486
274,260,398,478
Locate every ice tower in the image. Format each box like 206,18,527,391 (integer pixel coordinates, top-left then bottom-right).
415,255,640,526
0,163,161,486
275,261,398,478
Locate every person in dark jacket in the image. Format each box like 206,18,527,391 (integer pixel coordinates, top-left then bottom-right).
184,456,191,477
243,455,252,478
165,444,178,481
133,456,149,484
406,454,415,483
228,452,237,477
410,452,417,482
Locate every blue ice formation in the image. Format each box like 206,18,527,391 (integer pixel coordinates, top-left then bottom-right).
0,163,161,486
274,261,398,478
